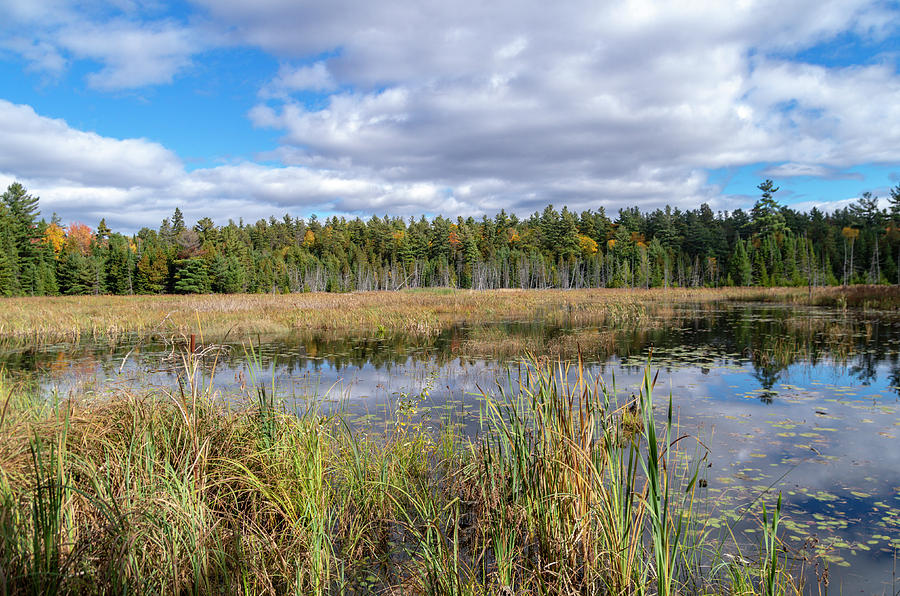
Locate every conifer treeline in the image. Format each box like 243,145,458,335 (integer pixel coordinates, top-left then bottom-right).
2,180,900,296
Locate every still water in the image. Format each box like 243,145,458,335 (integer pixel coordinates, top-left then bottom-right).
4,303,900,593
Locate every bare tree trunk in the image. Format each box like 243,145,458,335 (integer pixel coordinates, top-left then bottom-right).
871,235,881,283
849,239,855,285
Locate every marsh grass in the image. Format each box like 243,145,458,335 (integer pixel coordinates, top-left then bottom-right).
0,287,851,347
0,351,805,595
745,285,900,310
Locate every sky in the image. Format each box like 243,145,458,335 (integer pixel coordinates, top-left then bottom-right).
1,0,899,232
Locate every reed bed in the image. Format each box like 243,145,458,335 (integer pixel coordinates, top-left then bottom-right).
734,285,900,310
0,287,823,347
0,351,805,595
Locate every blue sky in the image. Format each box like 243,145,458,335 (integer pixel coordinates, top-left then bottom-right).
1,0,899,231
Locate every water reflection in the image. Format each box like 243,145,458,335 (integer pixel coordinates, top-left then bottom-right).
5,304,900,398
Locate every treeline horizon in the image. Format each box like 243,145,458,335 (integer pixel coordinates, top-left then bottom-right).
1,180,900,296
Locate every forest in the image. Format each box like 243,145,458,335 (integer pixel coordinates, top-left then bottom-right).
1,180,899,296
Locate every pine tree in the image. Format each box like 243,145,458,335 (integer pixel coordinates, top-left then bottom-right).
751,180,787,239
889,184,900,221
173,258,210,294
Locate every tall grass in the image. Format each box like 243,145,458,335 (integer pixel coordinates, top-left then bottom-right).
0,286,853,346
477,356,714,594
0,353,805,594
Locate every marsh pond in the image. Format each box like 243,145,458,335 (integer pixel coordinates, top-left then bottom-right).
4,299,900,593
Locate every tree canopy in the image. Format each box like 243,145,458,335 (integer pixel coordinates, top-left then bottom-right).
0,180,898,296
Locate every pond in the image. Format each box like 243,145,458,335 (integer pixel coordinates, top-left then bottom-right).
4,301,900,592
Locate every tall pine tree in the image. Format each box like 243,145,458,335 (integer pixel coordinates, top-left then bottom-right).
1,183,40,294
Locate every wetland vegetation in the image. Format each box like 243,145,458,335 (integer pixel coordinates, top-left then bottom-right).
1,285,896,347
0,352,805,595
2,287,900,594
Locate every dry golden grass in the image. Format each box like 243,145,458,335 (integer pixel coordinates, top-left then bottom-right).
0,287,821,345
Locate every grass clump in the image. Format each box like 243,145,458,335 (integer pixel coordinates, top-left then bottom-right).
0,354,805,595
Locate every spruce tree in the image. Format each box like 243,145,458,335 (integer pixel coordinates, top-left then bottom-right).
105,235,134,294
729,238,752,286
752,248,769,286
0,245,15,296
1,183,40,293
172,207,186,234
135,247,168,294
96,218,111,241
57,249,94,295
0,203,18,295
211,253,244,293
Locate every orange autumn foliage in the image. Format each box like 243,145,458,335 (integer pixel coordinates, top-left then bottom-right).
66,222,94,256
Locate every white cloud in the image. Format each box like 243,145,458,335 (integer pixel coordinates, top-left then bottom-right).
746,60,900,166
0,100,486,229
0,1,200,89
260,62,337,98
60,21,197,89
788,196,869,214
226,0,900,215
2,38,68,75
0,99,182,187
2,0,900,222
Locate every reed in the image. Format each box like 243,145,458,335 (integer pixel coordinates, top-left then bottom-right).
0,352,806,594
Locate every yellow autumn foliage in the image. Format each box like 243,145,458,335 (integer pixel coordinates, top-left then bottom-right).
577,234,598,255
44,223,66,256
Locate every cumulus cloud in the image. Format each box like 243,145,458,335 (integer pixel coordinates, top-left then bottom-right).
0,100,182,186
260,62,337,98
225,0,900,214
2,0,900,222
0,0,199,89
60,21,198,89
0,100,480,230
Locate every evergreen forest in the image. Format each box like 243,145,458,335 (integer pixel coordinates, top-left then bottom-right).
2,180,900,296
